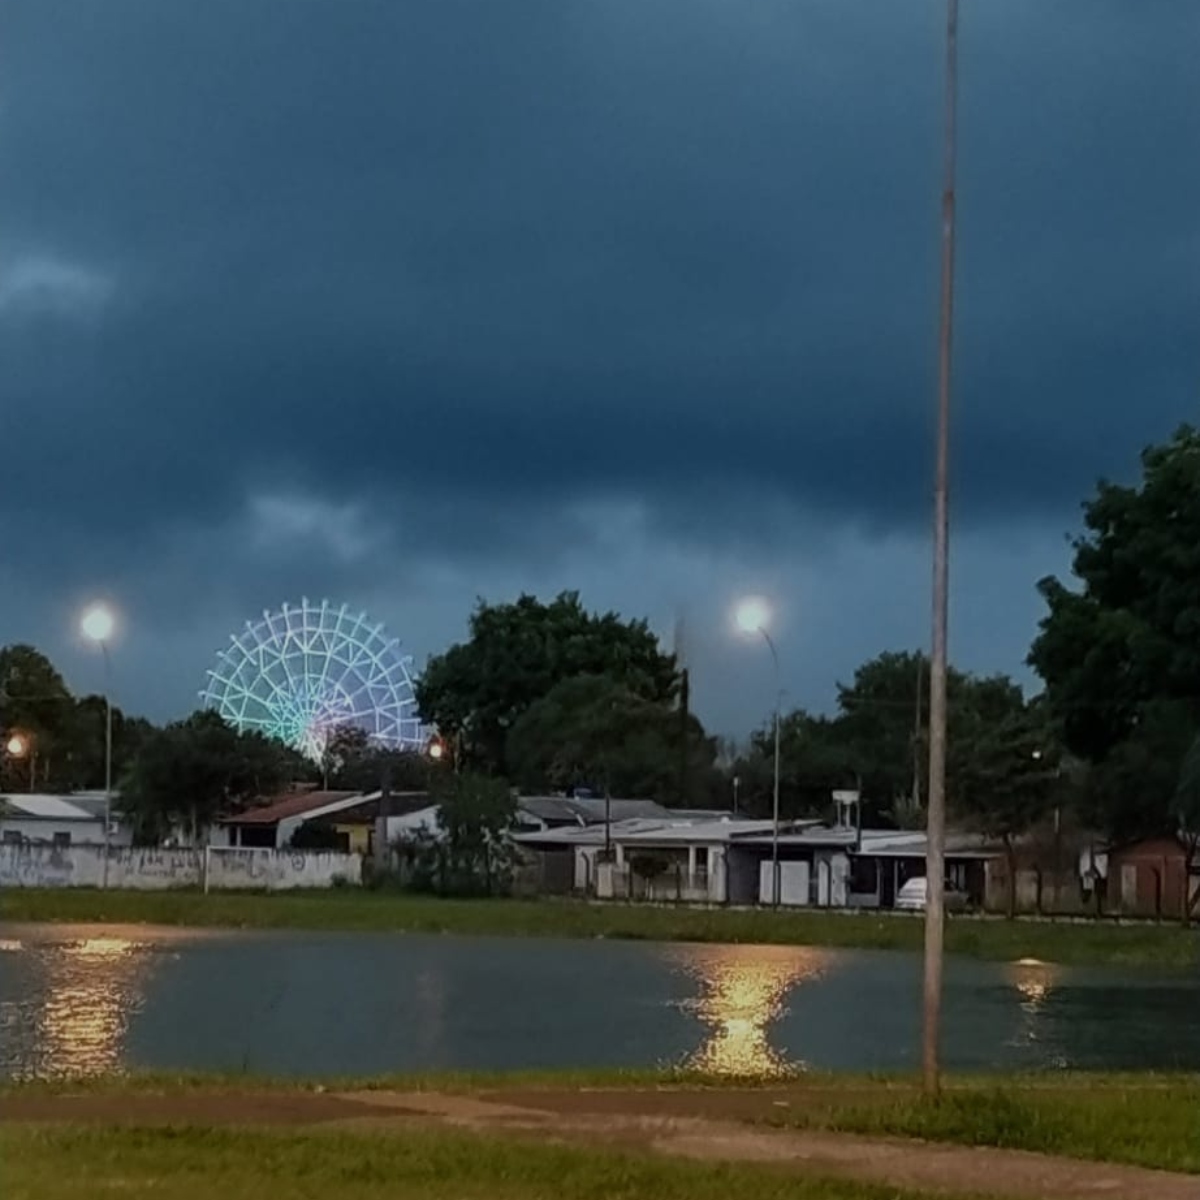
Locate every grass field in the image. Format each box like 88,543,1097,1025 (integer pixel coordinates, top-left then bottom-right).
759,1075,1200,1174
4,1070,1197,1174
2,1123,980,1200
3,887,1196,967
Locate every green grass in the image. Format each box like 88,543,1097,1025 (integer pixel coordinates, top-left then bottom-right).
0,1124,981,1200
3,887,1196,967
4,1068,1197,1174
760,1077,1200,1174
3,1064,1189,1099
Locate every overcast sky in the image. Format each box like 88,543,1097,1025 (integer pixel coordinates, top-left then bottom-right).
1,1,1197,737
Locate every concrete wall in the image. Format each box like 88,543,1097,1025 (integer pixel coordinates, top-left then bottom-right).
206,846,361,889
0,843,362,890
0,817,107,846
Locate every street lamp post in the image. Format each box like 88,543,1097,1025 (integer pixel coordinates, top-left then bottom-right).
923,0,960,1098
736,598,782,908
81,604,116,888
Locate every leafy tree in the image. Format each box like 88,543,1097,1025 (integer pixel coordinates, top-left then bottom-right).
416,592,678,775
1030,425,1200,838
0,645,76,788
736,710,853,820
319,724,371,785
0,644,157,792
952,705,1060,917
400,772,517,895
62,696,155,791
833,651,928,814
733,651,1033,826
838,650,1028,820
320,724,433,794
1065,699,1196,844
120,710,307,844
506,673,716,802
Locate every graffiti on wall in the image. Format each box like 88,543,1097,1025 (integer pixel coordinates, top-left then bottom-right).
0,845,361,890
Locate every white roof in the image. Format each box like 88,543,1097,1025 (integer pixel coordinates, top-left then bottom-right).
515,816,822,848
860,830,928,853
631,818,779,844
1,794,99,821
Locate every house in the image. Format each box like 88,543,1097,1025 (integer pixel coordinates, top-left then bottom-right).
515,812,1001,909
515,815,823,904
292,793,688,857
215,790,368,849
0,794,116,847
513,795,678,831
1107,834,1199,920
301,792,438,854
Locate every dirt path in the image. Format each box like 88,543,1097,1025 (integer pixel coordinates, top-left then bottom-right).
2,1086,1194,1200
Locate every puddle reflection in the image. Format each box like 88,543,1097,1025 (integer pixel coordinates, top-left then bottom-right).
1006,958,1067,1064
1,936,155,1078
670,944,829,1075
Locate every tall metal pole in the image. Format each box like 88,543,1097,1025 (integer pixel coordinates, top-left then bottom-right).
912,655,924,811
761,630,782,908
101,643,113,889
923,0,959,1098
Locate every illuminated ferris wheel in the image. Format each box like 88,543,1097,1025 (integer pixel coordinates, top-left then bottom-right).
201,599,424,760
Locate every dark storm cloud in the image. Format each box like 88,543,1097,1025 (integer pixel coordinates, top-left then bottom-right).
1,0,1197,591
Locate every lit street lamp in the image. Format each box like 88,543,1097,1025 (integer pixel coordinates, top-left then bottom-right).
4,731,34,791
81,603,116,886
735,597,782,907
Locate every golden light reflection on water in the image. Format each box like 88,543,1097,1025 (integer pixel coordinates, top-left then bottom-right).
1007,958,1065,1062
1010,958,1058,1011
670,944,830,1076
10,936,154,1078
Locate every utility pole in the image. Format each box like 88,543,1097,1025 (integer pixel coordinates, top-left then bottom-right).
923,0,959,1098
912,655,924,811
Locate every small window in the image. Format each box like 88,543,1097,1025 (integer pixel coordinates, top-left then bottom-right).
52,831,72,847
2,830,23,845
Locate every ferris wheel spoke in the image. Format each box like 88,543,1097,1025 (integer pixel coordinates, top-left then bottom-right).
202,600,423,759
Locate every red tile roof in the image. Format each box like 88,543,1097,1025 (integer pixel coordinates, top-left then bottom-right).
316,792,433,826
222,790,362,826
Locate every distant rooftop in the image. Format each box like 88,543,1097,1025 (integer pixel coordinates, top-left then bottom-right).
0,794,100,822
517,795,676,825
221,790,364,826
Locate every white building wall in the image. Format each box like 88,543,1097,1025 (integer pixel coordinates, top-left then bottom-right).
0,843,361,890
385,805,441,843
0,817,106,845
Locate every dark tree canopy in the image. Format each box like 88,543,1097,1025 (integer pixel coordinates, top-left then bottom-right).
397,772,518,897
119,709,310,844
735,650,1035,827
415,591,679,775
1030,425,1200,838
0,644,151,791
322,723,432,793
0,644,74,788
506,673,716,802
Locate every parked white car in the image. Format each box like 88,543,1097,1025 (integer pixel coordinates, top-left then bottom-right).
895,876,969,913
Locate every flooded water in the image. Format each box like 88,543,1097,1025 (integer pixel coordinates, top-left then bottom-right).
1,924,1197,1079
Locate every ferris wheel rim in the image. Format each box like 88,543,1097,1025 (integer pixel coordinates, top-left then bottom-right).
199,598,425,759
